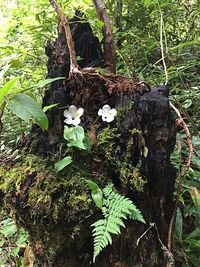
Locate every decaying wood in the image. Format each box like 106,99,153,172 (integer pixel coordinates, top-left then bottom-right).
93,0,116,73
49,0,79,74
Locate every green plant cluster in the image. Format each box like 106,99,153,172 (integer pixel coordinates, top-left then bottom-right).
91,184,145,262
0,218,28,267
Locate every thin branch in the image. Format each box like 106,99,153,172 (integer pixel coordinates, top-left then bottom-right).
49,0,79,73
0,101,6,133
136,223,154,246
160,12,168,85
93,0,116,73
136,223,174,265
166,102,193,267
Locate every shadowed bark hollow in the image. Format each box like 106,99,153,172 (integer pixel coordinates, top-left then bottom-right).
1,13,177,267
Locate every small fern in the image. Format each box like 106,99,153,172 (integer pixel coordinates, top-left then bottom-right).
91,184,145,262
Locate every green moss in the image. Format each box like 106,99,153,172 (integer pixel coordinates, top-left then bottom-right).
97,126,146,191
118,161,146,192
0,152,96,258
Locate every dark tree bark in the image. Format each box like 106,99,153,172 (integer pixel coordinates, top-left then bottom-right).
0,7,177,267
93,0,116,73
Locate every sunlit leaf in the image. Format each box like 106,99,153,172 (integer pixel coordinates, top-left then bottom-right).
43,103,58,112
7,93,48,130
0,76,20,105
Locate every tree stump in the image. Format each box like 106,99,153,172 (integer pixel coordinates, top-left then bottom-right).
0,14,177,267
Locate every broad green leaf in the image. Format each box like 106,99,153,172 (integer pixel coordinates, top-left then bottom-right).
7,93,48,130
55,156,72,172
64,126,86,149
87,180,100,191
87,180,103,208
0,76,20,105
92,189,103,208
67,140,86,150
74,126,85,141
43,103,58,112
174,208,183,242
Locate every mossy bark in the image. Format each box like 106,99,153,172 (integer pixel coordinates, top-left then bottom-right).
0,15,176,267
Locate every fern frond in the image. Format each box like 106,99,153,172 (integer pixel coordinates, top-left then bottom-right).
92,184,145,263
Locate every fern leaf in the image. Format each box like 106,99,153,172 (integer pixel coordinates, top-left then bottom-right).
92,184,145,263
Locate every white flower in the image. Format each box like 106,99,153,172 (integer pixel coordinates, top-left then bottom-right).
63,105,84,126
98,105,117,123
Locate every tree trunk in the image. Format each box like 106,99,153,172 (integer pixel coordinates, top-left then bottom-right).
0,13,177,267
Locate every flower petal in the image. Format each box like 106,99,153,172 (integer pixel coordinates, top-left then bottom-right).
106,116,115,123
63,110,71,118
72,117,81,126
64,117,73,125
98,109,103,116
109,108,117,117
102,104,111,112
69,105,77,116
76,108,84,118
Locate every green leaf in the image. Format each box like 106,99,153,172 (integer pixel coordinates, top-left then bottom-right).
0,76,20,105
91,189,103,209
19,77,66,93
73,126,85,141
11,247,20,257
43,103,58,112
16,231,28,245
183,99,192,109
185,227,200,242
64,125,85,142
87,180,103,208
7,93,48,130
174,208,183,242
1,219,17,237
55,156,72,172
143,0,153,6
67,140,86,150
87,180,100,191
35,77,66,88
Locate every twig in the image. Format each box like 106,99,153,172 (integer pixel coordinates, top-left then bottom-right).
49,0,79,74
136,223,154,246
160,12,168,85
166,102,193,267
0,101,6,133
136,223,174,265
93,0,116,73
